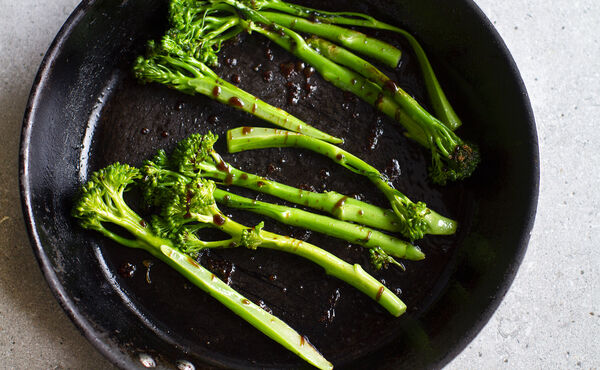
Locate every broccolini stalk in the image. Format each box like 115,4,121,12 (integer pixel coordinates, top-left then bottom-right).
133,36,342,144
214,188,425,262
258,11,401,68
227,127,457,241
237,0,462,130
143,150,423,261
235,19,478,184
143,132,455,238
304,37,479,183
71,163,332,370
154,176,406,316
166,1,477,183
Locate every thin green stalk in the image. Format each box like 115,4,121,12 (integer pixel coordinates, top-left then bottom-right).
134,37,343,144
240,22,478,184
159,244,333,369
244,0,462,129
208,148,415,233
210,211,406,316
214,188,425,261
306,36,458,150
259,11,401,68
243,22,433,150
227,127,457,241
157,176,406,316
72,164,332,369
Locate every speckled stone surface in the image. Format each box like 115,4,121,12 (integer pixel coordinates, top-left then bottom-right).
0,0,597,369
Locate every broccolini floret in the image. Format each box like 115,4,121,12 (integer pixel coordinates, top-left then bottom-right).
71,163,333,370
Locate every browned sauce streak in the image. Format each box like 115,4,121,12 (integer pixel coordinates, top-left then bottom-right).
333,196,348,212
213,214,226,226
383,80,398,92
187,256,201,269
228,97,244,108
376,286,385,301
217,160,228,172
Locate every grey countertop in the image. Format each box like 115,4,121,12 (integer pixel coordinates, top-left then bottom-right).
0,0,598,368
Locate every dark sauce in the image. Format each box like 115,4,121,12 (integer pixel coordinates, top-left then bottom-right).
228,97,244,108
213,214,226,226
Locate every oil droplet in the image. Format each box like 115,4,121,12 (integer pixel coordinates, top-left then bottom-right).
176,360,195,370
228,97,244,108
118,262,136,279
139,353,156,368
263,70,273,82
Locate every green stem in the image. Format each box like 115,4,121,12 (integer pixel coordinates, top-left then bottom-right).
227,127,457,241
307,36,390,85
155,242,333,370
76,195,331,367
251,0,462,130
305,36,461,153
211,213,406,316
134,47,342,144
244,22,439,149
259,11,401,68
148,159,421,235
214,188,425,260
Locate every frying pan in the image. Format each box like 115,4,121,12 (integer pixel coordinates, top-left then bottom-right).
20,0,538,368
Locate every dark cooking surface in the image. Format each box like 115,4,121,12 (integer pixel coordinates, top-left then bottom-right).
21,0,537,368
90,16,472,365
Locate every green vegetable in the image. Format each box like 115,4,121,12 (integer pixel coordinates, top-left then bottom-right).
237,0,462,130
215,189,425,262
163,0,478,183
143,143,423,261
145,174,406,316
303,36,480,184
71,163,333,370
227,127,457,241
133,36,342,144
237,18,478,184
143,132,455,240
256,10,401,68
142,133,422,262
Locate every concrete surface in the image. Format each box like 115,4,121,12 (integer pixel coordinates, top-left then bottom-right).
0,0,597,369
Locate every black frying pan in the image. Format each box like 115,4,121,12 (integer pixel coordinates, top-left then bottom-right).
20,0,538,368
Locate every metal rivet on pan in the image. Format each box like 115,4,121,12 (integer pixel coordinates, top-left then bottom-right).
176,360,195,370
139,353,156,368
